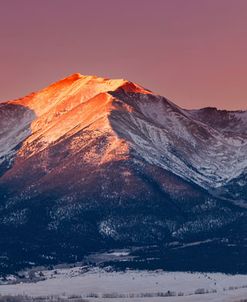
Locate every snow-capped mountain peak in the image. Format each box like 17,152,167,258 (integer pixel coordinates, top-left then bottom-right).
0,74,246,198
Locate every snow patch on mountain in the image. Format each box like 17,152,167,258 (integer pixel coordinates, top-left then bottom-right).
109,92,247,191
0,103,35,167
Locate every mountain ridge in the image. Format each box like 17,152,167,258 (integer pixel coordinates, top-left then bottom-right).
1,73,247,199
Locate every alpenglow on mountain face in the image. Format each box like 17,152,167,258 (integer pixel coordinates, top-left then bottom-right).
0,73,246,274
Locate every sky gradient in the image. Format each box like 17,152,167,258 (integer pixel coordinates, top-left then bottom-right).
1,0,247,110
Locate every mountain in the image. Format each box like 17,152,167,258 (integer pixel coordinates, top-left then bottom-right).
0,73,246,274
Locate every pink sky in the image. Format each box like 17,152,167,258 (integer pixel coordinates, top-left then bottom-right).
1,0,247,110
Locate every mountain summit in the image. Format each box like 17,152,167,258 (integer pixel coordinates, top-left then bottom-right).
0,74,246,274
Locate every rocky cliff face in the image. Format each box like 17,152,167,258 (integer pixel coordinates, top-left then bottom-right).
0,74,246,274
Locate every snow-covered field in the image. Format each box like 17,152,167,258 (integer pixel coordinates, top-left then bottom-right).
1,266,247,301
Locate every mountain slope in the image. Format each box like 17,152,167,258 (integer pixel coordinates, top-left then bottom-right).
0,73,246,274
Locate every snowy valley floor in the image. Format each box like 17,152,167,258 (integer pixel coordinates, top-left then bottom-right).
1,266,247,301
